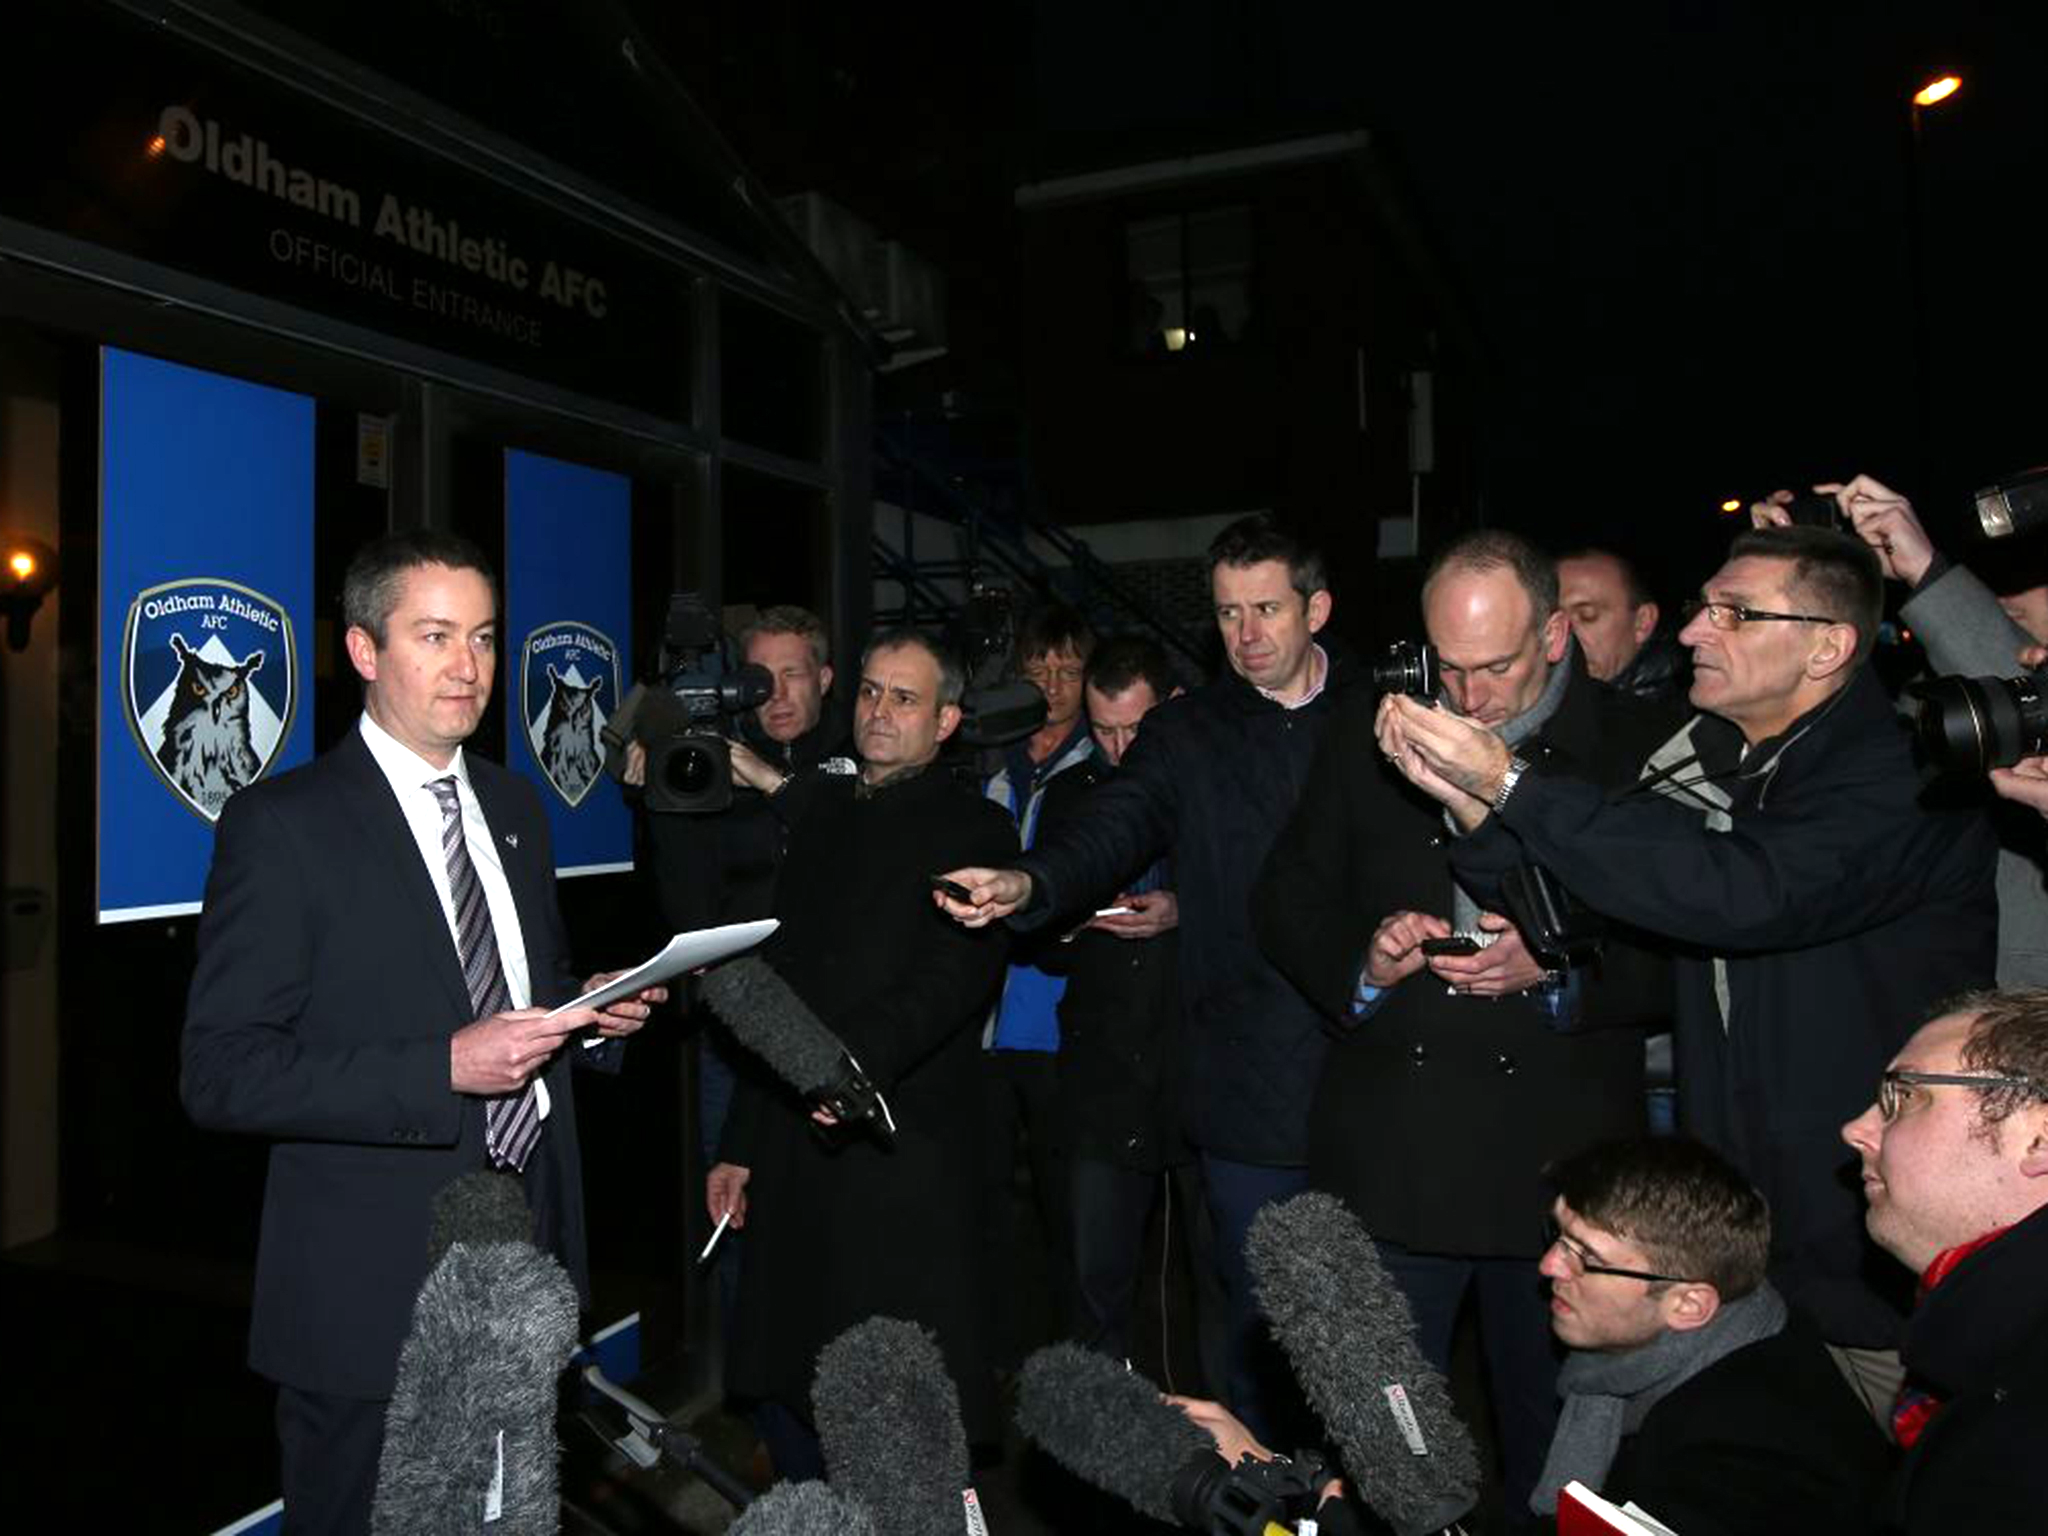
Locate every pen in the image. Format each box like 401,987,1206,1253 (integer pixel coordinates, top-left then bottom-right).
698,1209,733,1263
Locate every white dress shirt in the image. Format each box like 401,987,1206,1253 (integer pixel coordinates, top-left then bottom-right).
358,712,550,1118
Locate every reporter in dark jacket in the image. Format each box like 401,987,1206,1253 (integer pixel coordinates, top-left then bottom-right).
1255,532,1677,1517
932,516,1347,1440
1035,637,1226,1381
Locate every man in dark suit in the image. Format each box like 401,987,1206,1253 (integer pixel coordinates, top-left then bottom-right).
182,529,660,1536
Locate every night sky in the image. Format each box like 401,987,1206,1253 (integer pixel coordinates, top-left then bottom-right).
643,0,2045,594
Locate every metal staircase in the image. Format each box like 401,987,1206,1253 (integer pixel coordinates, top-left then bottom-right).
870,423,1208,671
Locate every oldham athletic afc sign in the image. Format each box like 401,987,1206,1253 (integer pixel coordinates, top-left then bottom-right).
121,577,298,822
521,621,621,809
97,347,314,924
503,448,632,875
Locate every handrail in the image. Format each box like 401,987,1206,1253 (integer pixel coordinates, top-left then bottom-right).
871,432,1207,669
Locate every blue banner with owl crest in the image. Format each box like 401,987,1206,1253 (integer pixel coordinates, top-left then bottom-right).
503,449,633,876
98,348,315,923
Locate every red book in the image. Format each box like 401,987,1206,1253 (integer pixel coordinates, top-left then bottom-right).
1556,1480,1679,1536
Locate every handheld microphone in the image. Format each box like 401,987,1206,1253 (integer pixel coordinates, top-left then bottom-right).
701,957,895,1137
424,1169,532,1267
812,1316,982,1536
728,1480,879,1535
372,1241,580,1535
1246,1193,1481,1536
1014,1342,1321,1534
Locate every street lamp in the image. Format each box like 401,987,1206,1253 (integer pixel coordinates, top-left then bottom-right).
2,533,58,651
1912,75,1961,110
1903,71,1963,496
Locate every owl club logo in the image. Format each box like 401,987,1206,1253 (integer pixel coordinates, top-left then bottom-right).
122,577,297,823
522,620,621,809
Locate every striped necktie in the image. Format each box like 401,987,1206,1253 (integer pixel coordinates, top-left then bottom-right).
429,776,541,1172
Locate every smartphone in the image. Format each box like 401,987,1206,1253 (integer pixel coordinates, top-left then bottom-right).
930,875,975,903
1093,905,1136,917
1781,492,1840,528
1420,935,1482,957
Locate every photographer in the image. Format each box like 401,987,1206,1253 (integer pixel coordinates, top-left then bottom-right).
1379,525,1999,1424
1992,642,2048,819
1252,531,1678,1521
620,605,851,1328
624,605,851,936
1754,475,2047,985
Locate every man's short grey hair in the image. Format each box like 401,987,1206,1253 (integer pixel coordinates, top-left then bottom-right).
861,628,966,709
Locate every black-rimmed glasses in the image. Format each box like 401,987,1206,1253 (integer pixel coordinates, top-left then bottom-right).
1679,599,1841,631
1542,1216,1690,1285
1878,1068,2044,1123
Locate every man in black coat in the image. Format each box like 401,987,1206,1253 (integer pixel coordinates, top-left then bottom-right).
936,514,1345,1441
1558,547,1687,706
624,605,852,1325
181,531,660,1536
1254,531,1677,1517
707,629,1015,1475
1841,991,2048,1533
1533,1136,1891,1534
1035,635,1224,1381
1380,526,1999,1415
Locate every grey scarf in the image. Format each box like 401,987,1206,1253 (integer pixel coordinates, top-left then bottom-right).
1530,1281,1788,1515
1446,642,1576,935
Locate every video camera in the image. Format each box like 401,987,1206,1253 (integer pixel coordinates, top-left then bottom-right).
604,594,772,813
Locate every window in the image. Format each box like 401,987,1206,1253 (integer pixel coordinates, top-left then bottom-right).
1123,205,1252,356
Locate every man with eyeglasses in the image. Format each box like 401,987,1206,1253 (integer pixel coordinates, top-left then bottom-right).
1756,473,2048,987
1841,990,2048,1532
1378,524,1998,1423
1525,1136,1890,1533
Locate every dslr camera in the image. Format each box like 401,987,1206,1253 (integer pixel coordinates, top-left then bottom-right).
1912,670,2048,774
604,594,772,813
1373,638,1439,697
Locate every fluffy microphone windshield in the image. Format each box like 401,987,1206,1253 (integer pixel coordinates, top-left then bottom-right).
1013,1342,1216,1524
700,956,845,1096
372,1241,580,1536
1247,1192,1480,1536
425,1170,532,1268
812,1317,972,1536
728,1480,880,1536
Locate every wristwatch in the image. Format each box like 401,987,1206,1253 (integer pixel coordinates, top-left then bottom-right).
1492,754,1533,813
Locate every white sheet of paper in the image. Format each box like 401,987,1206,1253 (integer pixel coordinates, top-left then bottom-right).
557,919,778,1041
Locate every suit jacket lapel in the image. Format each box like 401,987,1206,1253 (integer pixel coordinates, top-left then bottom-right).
331,731,476,1026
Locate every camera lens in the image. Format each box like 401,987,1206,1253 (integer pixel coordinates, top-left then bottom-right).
660,740,720,798
1372,640,1439,698
1912,674,2048,773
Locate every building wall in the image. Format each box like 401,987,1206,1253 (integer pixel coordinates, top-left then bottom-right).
1017,152,1474,645
1,332,62,1246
